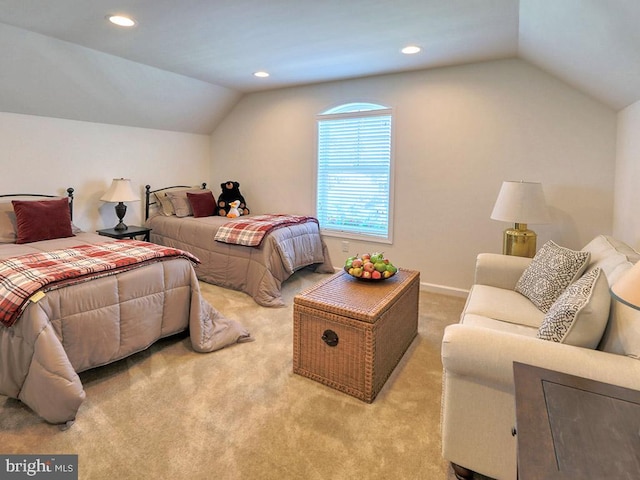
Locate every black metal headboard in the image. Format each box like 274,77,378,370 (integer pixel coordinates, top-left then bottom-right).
144,183,207,220
0,187,75,220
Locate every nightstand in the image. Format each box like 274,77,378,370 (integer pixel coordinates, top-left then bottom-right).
97,226,151,241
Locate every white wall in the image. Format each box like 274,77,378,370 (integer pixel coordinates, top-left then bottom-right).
614,100,640,249
0,22,241,134
211,58,617,293
0,112,211,231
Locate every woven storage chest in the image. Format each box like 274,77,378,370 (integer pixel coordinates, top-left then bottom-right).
293,269,420,403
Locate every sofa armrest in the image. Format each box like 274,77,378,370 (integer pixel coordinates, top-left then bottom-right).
441,324,640,392
474,253,532,290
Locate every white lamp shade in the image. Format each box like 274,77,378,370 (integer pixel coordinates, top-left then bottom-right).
611,261,640,310
490,180,551,224
100,178,139,203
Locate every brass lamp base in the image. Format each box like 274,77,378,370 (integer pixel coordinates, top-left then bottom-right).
503,223,537,258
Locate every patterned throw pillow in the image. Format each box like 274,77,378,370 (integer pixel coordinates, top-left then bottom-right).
515,240,590,313
537,268,610,348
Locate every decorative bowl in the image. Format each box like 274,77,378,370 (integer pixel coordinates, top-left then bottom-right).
343,266,395,281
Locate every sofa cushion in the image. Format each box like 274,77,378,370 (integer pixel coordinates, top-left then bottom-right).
462,284,544,329
581,235,640,355
605,301,640,359
515,240,590,313
582,235,640,286
462,314,540,338
537,268,610,348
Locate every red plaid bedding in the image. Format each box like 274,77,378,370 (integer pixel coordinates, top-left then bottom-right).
0,240,199,328
214,214,319,247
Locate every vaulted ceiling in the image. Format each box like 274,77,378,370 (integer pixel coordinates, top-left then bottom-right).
0,0,638,133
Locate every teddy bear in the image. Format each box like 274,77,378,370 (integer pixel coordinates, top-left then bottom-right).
216,181,250,217
226,200,241,218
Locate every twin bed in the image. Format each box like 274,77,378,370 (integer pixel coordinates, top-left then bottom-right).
144,184,333,307
0,188,251,425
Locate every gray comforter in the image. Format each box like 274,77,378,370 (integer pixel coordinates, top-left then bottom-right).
146,215,333,307
0,233,250,424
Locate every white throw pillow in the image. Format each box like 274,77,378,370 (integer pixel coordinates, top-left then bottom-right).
515,240,590,313
537,268,610,348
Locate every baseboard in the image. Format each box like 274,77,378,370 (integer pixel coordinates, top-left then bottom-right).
419,282,469,298
329,266,469,298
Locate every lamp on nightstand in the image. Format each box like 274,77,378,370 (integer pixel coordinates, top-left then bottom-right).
100,178,139,231
490,180,551,258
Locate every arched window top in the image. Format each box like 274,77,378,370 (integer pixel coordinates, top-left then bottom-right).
316,101,393,242
321,102,389,115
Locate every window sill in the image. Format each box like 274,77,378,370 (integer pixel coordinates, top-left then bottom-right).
320,228,392,245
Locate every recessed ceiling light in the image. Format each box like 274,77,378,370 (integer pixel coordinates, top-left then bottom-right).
401,45,421,55
253,71,270,78
107,15,137,27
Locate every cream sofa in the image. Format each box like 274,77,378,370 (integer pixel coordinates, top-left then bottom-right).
441,235,640,480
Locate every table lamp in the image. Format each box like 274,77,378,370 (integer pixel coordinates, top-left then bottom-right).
610,261,640,311
490,180,551,258
100,178,139,231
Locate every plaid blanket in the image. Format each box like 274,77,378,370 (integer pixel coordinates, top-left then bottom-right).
0,240,199,328
214,214,319,247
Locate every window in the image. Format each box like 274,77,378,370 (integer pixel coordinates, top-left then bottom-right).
316,102,393,242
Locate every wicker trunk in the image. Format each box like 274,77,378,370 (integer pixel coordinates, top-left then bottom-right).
293,269,420,403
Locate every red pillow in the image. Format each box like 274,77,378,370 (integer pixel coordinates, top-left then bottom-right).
12,198,74,244
187,191,216,218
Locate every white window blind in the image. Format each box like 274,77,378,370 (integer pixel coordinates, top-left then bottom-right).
316,103,392,241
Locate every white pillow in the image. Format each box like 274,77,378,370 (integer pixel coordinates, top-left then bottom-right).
515,240,590,313
537,268,610,348
582,235,640,285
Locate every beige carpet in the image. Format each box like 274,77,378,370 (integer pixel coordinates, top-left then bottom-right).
1,269,481,480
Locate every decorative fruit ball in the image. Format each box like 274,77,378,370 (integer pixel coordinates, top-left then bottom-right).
344,253,398,280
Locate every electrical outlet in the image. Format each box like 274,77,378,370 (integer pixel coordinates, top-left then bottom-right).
341,241,349,252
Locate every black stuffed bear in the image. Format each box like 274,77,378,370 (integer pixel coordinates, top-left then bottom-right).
217,181,250,217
